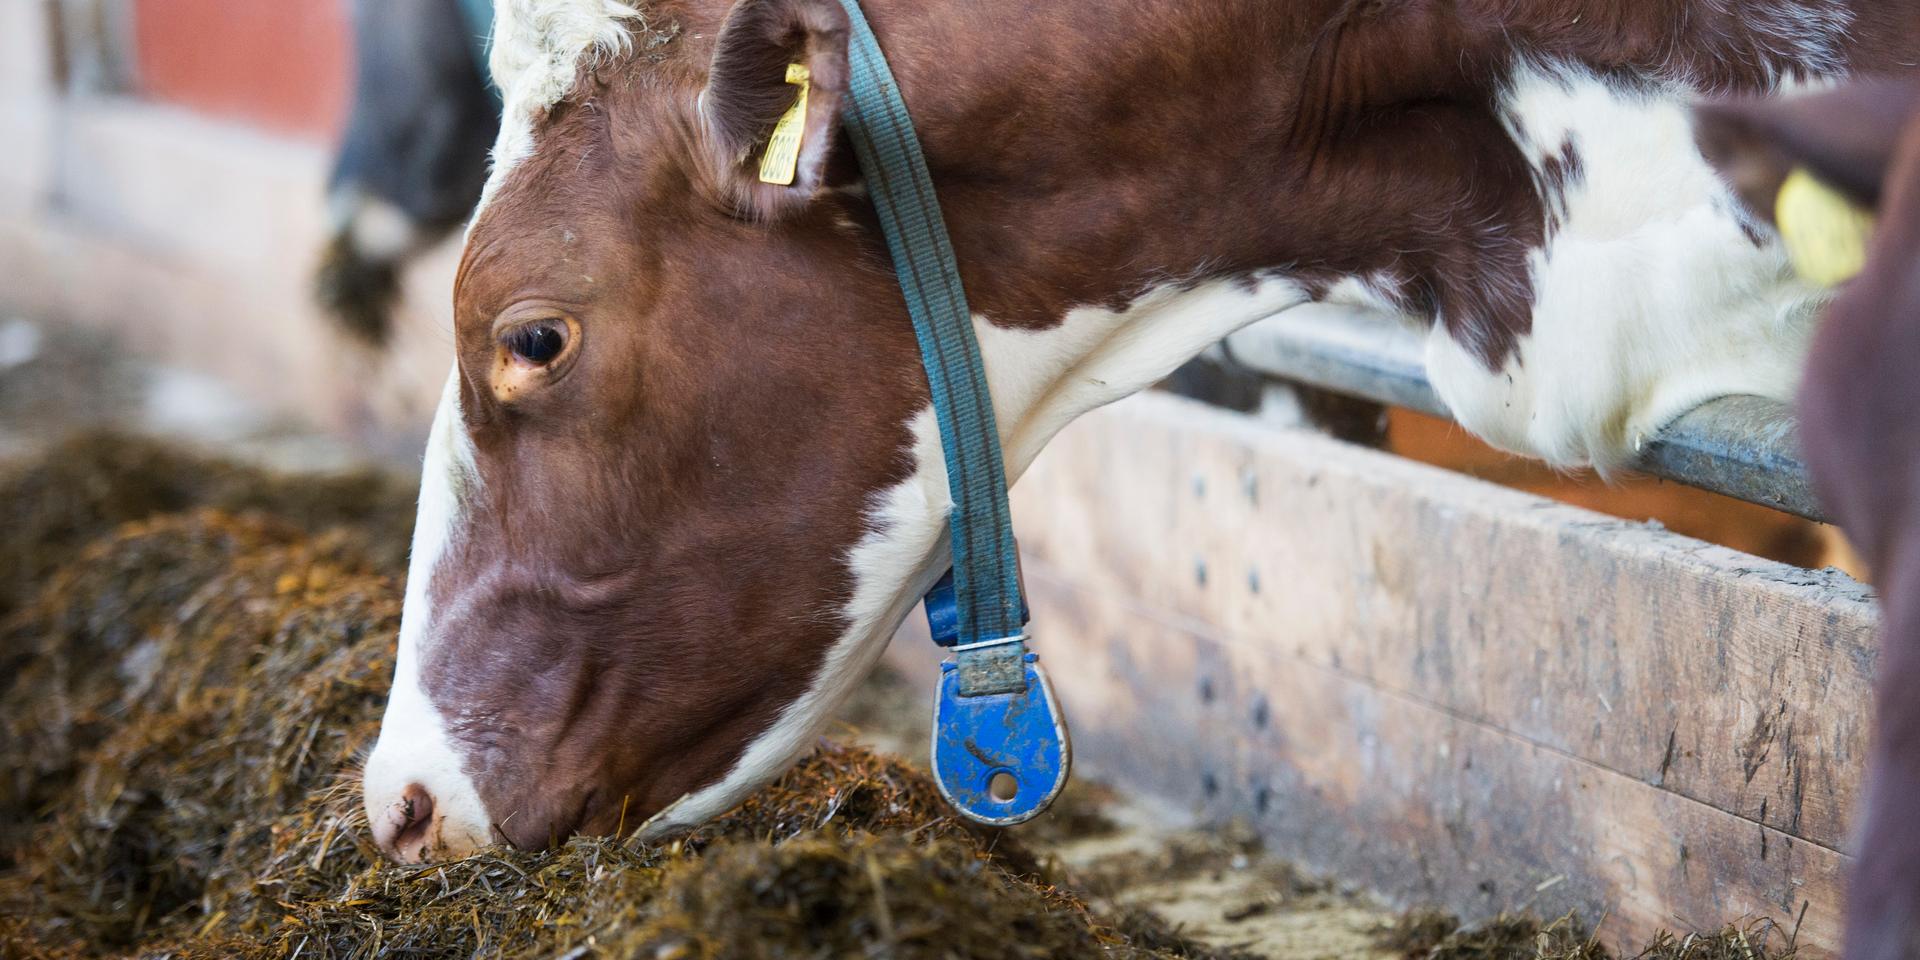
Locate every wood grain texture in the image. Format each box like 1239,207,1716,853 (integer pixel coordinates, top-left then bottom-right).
973,391,1879,955
1028,570,1847,952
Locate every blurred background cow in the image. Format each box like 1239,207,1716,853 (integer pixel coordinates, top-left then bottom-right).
315,0,496,343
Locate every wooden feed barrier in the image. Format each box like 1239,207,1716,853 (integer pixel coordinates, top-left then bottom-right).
894,378,1875,957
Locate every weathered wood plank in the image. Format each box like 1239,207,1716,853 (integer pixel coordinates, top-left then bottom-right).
958,391,1878,955
1026,569,1847,953
1011,393,1876,851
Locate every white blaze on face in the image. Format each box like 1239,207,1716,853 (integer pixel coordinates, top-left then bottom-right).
1425,62,1826,472
360,1,655,861
363,370,493,861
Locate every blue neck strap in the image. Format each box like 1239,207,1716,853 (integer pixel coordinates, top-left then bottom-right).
834,2,1022,645
834,0,1070,825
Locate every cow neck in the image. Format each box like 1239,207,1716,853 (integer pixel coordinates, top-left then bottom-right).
833,0,1071,826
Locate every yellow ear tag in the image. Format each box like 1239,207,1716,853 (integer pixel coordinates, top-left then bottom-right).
1775,167,1877,287
756,63,811,186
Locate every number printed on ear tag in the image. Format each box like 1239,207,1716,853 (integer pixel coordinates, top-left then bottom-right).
757,63,811,186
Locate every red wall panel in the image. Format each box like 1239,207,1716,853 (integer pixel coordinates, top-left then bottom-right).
131,0,351,139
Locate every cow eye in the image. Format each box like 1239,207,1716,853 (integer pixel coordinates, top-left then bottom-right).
502,321,568,366
486,310,581,402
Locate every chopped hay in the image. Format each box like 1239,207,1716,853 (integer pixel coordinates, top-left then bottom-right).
1625,923,1801,959
634,832,1101,959
1380,912,1605,959
0,438,1812,960
0,431,416,621
1375,911,1797,959
0,511,402,946
0,469,1245,959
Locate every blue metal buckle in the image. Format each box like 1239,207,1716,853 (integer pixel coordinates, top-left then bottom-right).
931,649,1071,825
924,574,1070,826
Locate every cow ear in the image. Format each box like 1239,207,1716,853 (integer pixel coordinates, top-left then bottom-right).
1696,78,1920,219
698,0,849,220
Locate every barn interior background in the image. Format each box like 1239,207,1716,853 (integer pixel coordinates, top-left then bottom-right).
0,0,1877,957
1,0,449,460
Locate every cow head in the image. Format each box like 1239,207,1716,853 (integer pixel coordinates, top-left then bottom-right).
361,0,965,861
359,0,1326,860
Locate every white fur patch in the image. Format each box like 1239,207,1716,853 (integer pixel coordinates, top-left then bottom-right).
379,1,652,855
1317,271,1421,325
978,276,1312,476
1421,64,1825,472
478,0,644,212
364,370,494,859
376,2,639,852
641,275,1311,836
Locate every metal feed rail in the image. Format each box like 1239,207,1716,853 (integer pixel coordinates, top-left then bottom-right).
1221,305,1825,522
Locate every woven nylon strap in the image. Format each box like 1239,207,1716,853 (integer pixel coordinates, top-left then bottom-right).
834,0,1025,646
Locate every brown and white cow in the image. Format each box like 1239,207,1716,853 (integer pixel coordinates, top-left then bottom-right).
362,0,1919,865
1699,77,1920,960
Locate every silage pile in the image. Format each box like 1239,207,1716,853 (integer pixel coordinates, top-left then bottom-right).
0,435,1246,960
0,433,1800,960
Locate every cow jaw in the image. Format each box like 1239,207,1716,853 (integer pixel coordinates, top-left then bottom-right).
363,371,494,862
636,410,952,837
639,273,1314,835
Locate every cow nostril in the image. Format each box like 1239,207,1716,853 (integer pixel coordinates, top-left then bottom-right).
381,783,437,861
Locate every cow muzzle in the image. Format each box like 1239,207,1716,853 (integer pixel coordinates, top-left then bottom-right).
361,714,494,863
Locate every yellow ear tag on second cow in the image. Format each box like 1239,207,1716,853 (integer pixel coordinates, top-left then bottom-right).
1775,168,1877,287
756,64,811,186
